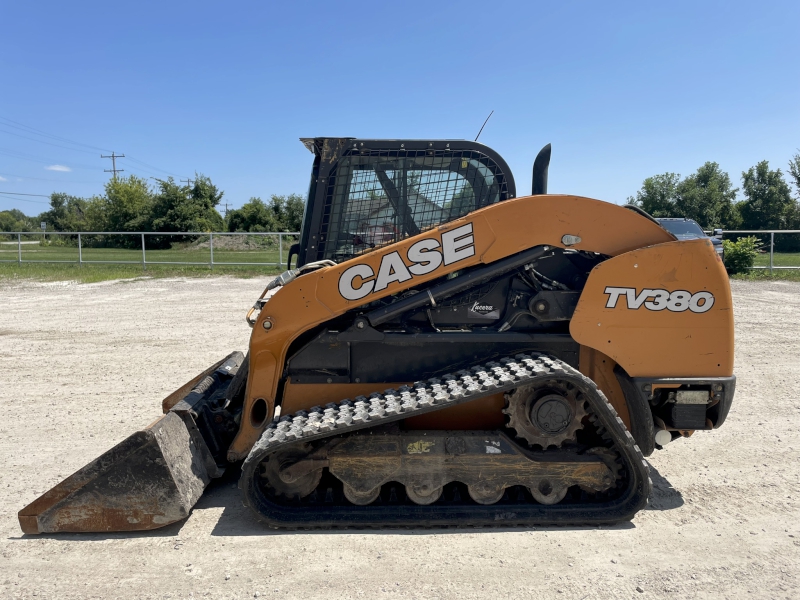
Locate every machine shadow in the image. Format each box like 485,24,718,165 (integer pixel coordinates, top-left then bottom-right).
202,471,640,537
205,462,684,536
9,521,184,542
644,462,685,511
9,461,682,541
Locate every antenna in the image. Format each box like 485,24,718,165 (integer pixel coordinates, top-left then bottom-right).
474,110,494,141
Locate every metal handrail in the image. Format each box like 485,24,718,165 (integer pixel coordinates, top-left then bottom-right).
716,229,800,234
712,229,800,273
0,231,300,236
3,229,798,273
0,230,300,270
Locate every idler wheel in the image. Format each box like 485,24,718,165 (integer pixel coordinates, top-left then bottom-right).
260,444,321,500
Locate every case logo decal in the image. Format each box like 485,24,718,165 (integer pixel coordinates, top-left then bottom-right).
338,223,475,301
604,287,715,313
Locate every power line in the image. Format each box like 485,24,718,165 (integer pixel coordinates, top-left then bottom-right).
0,147,97,170
120,161,182,182
127,164,165,179
0,116,112,153
0,128,99,155
0,193,49,205
101,152,125,179
0,171,104,184
0,191,51,197
123,156,184,179
0,116,185,179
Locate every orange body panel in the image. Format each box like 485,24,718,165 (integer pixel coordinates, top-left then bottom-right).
570,238,734,377
404,393,507,430
282,381,412,414
283,382,506,430
227,194,675,460
578,347,631,429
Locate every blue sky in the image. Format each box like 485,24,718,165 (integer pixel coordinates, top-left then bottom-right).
1,1,798,216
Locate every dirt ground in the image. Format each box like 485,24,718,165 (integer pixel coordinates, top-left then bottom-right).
1,276,798,600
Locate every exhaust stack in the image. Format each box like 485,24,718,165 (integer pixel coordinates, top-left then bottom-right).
532,143,551,195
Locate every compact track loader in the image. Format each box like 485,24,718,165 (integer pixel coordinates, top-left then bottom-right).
19,138,735,533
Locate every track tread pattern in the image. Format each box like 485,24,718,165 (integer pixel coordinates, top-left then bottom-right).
240,353,651,529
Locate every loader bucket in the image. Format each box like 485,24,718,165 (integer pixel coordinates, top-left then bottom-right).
19,351,246,534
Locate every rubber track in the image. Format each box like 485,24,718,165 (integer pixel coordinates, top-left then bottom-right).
240,353,651,529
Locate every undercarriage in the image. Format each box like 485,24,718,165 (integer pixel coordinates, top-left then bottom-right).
240,353,650,528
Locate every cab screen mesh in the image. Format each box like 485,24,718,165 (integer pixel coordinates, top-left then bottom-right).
317,149,510,262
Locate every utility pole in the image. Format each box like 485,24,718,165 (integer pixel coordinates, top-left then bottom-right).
101,152,125,179
223,202,230,217
181,178,194,187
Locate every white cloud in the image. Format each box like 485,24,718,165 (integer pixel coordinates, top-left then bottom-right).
0,176,7,181
46,165,71,172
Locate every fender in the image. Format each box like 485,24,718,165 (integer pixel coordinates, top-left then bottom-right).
570,238,734,378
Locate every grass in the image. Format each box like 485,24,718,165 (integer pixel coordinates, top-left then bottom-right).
731,251,800,280
730,269,800,282
0,239,291,264
0,237,292,283
752,252,800,268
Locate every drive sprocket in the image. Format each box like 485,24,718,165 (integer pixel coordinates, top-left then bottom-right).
503,380,587,448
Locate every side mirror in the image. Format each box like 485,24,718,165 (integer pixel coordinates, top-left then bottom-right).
713,229,723,239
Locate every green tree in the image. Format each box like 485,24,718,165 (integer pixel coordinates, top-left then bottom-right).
82,195,109,232
675,162,741,229
149,175,224,246
226,194,305,232
627,173,681,218
739,160,799,251
628,166,741,229
443,183,475,219
789,151,800,198
104,175,154,233
226,197,277,232
739,161,794,230
40,193,90,233
0,209,34,234
281,194,305,232
786,150,800,237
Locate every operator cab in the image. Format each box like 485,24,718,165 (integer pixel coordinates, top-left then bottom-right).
292,138,517,268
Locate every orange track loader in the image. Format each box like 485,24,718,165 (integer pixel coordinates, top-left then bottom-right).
19,138,735,533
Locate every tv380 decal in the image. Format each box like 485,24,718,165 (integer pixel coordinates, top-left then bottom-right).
338,223,475,301
604,286,715,313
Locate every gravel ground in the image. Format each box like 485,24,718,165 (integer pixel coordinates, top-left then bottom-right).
1,276,798,600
